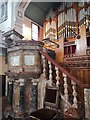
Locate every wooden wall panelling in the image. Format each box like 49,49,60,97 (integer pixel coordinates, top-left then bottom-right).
83,69,90,84
70,69,90,85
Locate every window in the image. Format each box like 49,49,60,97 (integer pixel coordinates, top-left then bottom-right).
0,2,7,23
1,4,4,18
32,23,38,40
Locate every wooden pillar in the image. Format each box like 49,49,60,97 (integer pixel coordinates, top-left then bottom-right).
75,3,79,34
56,15,58,39
43,20,47,39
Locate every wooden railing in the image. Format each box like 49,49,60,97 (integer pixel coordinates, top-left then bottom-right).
40,50,90,118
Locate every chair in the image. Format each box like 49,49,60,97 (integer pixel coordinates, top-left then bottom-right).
30,85,60,120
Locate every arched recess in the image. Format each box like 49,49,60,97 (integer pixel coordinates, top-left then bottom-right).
12,0,31,35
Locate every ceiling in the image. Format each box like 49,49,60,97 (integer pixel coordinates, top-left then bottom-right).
25,2,60,26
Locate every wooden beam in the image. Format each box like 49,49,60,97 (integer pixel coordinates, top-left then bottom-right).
75,3,79,34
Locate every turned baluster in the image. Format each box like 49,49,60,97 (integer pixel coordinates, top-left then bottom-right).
48,61,52,86
63,73,69,111
55,66,60,87
71,80,78,108
42,55,46,78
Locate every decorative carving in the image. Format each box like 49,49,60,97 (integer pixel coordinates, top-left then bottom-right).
64,107,79,118
86,49,90,55
71,80,78,108
55,66,60,87
48,61,52,86
5,40,43,79
42,55,46,78
65,57,90,62
64,55,90,68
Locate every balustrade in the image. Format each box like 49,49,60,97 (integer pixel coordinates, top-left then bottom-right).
41,51,90,119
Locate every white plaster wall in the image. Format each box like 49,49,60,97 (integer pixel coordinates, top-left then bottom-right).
11,2,17,28
0,0,23,33
22,16,32,40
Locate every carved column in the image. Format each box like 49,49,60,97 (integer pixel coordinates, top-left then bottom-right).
18,78,25,116
32,79,38,111
7,79,13,108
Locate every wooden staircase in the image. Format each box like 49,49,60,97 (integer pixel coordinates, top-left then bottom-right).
40,50,90,120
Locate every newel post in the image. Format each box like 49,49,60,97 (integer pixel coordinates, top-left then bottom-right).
84,88,90,119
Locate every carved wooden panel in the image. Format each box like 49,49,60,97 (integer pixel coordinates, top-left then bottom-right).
24,55,35,65
10,56,20,66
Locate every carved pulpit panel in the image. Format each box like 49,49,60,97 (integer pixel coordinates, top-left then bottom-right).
10,56,20,66
24,55,35,65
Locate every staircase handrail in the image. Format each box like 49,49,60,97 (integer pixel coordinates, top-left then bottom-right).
40,50,90,89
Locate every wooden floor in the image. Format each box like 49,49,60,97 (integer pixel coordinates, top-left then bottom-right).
1,96,88,120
